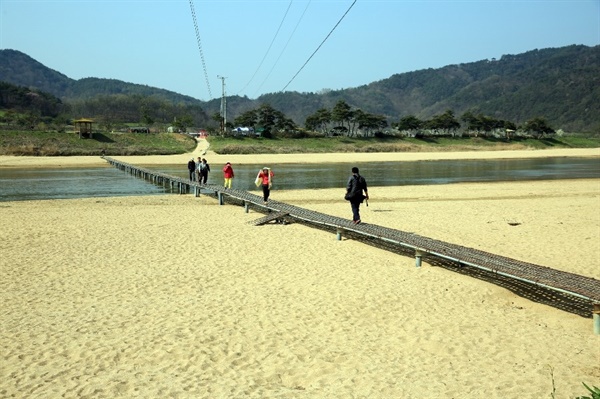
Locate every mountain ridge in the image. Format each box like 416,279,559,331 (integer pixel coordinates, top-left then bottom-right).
1,45,598,132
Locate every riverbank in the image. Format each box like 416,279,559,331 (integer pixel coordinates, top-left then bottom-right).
1,178,599,398
0,140,599,168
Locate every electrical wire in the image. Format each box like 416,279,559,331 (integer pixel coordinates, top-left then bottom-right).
281,0,357,92
236,0,294,96
189,0,213,99
253,0,312,97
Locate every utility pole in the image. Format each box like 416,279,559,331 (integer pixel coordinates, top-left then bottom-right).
217,75,227,136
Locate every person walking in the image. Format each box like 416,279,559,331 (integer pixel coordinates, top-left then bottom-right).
257,167,274,204
187,158,196,181
198,158,211,184
222,162,234,189
345,166,369,224
195,157,202,182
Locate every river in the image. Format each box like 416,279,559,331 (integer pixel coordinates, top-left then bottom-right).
1,157,598,202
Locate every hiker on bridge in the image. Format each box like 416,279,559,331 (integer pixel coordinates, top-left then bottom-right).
257,167,274,204
345,166,369,224
187,158,196,181
198,158,211,184
222,162,234,189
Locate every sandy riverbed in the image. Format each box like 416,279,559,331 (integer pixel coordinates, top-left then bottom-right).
1,146,599,398
0,141,598,168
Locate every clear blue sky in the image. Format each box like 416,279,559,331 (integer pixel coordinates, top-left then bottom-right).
1,0,599,101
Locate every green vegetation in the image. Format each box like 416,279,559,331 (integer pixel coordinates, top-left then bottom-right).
0,129,597,157
576,382,600,399
207,134,600,155
0,131,196,156
1,45,599,157
1,45,599,133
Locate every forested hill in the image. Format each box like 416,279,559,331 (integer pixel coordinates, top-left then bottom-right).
255,45,599,133
1,45,599,132
0,49,200,105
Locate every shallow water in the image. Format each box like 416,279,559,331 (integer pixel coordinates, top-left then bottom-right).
0,166,168,202
1,157,598,202
148,157,600,190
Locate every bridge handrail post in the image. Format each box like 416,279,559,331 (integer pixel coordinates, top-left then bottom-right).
415,250,424,268
594,303,600,335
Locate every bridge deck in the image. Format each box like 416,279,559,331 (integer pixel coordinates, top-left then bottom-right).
103,157,600,312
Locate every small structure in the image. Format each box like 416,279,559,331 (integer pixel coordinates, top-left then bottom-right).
128,127,150,133
73,118,94,139
234,126,255,136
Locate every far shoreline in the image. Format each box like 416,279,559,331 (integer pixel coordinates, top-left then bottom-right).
0,147,598,169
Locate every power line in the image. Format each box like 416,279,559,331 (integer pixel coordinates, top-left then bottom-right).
236,0,294,96
281,0,357,93
189,0,213,99
253,0,312,97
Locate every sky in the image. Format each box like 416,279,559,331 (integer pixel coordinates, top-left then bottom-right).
1,0,599,101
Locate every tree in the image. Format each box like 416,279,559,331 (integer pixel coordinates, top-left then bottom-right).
256,103,277,137
426,109,460,136
173,114,193,133
256,103,297,137
1,109,17,126
393,115,424,133
331,100,353,135
233,109,258,128
523,117,555,138
305,108,331,135
141,107,154,126
231,104,296,138
460,111,481,136
353,110,388,136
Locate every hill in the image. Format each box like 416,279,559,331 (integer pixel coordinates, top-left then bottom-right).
1,45,599,132
255,45,599,133
0,49,202,106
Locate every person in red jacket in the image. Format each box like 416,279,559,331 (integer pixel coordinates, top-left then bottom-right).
222,162,234,189
257,167,274,204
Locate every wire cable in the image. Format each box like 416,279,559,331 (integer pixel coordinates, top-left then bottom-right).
253,0,312,97
281,0,357,92
236,0,294,96
189,0,213,98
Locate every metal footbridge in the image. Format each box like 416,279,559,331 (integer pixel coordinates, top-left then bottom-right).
103,157,600,333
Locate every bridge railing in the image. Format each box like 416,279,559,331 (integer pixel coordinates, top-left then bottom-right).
103,156,600,334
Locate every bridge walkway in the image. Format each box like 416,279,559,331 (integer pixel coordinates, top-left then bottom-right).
103,157,600,332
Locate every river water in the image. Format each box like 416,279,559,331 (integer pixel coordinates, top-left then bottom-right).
1,157,598,202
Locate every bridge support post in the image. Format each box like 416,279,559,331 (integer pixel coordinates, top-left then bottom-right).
218,192,224,205
594,303,600,335
415,250,423,268
244,201,249,213
336,228,342,241
194,186,200,197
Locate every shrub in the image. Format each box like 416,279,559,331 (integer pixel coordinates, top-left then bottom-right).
576,382,600,399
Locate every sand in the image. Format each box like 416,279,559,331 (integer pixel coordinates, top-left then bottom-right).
0,139,598,168
1,144,599,398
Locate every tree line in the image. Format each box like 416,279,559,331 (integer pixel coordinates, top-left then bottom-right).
304,100,556,139
1,81,557,139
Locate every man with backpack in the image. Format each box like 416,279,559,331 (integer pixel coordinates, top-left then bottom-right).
345,166,369,224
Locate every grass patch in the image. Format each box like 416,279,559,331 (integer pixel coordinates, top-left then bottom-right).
0,131,598,156
0,131,197,156
208,135,600,155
